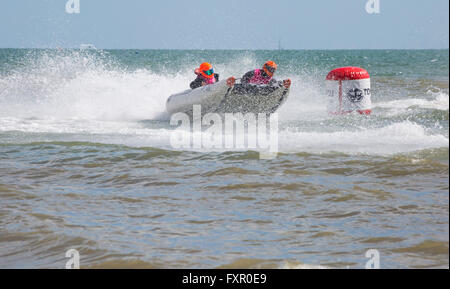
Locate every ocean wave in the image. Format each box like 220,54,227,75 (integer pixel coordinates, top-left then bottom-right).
1,118,447,156
374,90,449,111
278,121,449,155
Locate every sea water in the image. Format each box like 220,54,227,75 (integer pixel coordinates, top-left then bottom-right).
0,49,448,268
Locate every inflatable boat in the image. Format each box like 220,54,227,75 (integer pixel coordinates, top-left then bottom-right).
166,79,290,116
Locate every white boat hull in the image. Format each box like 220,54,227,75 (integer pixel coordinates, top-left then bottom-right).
166,80,289,116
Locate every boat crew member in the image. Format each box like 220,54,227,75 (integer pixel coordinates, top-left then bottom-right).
190,62,219,89
190,62,236,89
241,61,291,89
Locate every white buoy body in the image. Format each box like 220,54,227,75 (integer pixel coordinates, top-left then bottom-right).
326,67,372,115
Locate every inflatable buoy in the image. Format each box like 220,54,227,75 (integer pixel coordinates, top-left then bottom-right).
326,67,372,115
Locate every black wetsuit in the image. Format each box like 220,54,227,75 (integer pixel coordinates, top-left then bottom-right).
190,74,220,89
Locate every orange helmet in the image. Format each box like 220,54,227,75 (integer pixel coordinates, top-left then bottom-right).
199,62,214,79
263,61,277,77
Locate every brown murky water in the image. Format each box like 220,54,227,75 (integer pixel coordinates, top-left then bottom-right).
0,144,448,269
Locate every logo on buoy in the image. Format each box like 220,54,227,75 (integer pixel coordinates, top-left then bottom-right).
347,88,364,103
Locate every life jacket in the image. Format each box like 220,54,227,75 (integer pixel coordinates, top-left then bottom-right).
201,75,216,85
249,69,272,84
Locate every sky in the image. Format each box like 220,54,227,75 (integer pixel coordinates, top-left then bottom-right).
0,0,448,49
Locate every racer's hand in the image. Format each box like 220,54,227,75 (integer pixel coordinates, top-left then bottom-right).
227,76,236,87
283,79,291,89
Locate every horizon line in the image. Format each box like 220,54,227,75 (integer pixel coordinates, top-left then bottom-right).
0,47,449,51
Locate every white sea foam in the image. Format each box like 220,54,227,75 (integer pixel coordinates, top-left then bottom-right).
1,116,447,156
0,52,185,121
278,121,449,155
374,91,449,111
